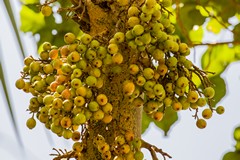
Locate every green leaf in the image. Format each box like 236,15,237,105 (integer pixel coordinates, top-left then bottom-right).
233,23,240,41
189,26,203,43
201,45,236,77
179,3,205,31
0,52,23,148
209,74,226,107
3,0,25,58
206,18,224,34
20,5,45,33
153,107,178,136
20,0,39,4
223,152,240,160
141,111,152,134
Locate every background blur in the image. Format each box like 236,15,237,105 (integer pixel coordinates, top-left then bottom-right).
1,1,240,160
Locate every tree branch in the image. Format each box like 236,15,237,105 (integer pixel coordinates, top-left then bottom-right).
191,41,240,47
141,139,172,160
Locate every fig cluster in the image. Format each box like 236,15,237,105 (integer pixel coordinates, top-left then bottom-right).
15,0,224,159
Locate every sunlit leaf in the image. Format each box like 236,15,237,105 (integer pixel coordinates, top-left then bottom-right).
201,45,236,77
189,26,203,43
20,0,39,4
223,152,240,160
206,18,224,34
20,5,45,33
142,111,152,134
154,107,178,136
208,74,226,107
3,0,25,58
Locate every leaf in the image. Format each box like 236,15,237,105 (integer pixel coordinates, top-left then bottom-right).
206,18,224,34
179,3,205,31
3,0,25,58
208,74,226,107
233,23,240,41
201,45,236,77
153,107,178,136
0,54,23,148
20,5,45,33
189,26,203,43
141,111,152,134
223,152,240,160
20,0,39,4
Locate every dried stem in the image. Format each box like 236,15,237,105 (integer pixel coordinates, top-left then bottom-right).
141,139,172,160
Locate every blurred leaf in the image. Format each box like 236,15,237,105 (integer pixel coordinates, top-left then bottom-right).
201,45,236,77
142,111,152,134
179,3,205,31
20,0,39,4
20,5,45,33
233,23,240,41
189,26,203,43
206,18,224,34
209,74,226,107
0,58,23,148
223,152,240,160
3,0,25,58
154,107,178,136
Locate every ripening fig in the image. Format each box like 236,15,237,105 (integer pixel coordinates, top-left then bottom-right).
132,24,144,36
41,5,52,16
203,87,215,99
196,98,207,107
216,106,225,115
86,75,97,87
153,111,164,121
64,32,76,44
128,6,140,17
172,101,182,111
74,96,85,107
127,16,140,27
80,33,92,45
93,109,105,120
96,94,108,106
202,108,213,119
176,76,189,88
129,64,139,75
85,49,97,60
102,103,113,114
73,113,86,125
196,118,207,129
42,42,51,51
123,81,135,96
161,0,172,7
153,83,165,96
60,116,72,129
107,43,118,55
72,142,84,153
143,68,154,80
26,117,36,129
114,32,125,43
140,13,152,22
15,78,25,89
90,39,100,50
88,101,100,112
102,114,113,124
71,78,82,89
134,151,144,160
145,0,156,9
187,91,199,103
112,53,123,64
62,129,73,139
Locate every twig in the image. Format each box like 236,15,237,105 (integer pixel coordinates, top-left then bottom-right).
141,139,172,160
191,41,240,47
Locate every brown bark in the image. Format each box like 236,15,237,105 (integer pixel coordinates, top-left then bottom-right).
73,0,145,159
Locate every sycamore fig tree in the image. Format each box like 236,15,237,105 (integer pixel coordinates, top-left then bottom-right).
15,0,236,159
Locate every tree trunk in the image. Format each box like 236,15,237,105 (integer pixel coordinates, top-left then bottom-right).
75,0,144,159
